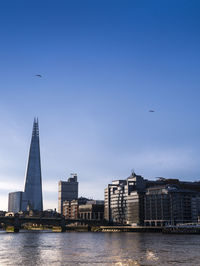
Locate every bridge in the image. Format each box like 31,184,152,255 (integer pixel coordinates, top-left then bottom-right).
0,216,104,232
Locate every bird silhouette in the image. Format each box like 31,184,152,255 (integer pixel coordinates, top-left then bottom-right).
35,74,42,78
149,110,155,112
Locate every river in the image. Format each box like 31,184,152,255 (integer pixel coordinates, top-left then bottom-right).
0,231,199,265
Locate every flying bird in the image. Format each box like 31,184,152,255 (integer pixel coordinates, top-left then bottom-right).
35,74,42,78
149,110,155,112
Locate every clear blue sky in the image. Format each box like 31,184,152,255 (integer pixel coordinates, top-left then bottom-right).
0,0,200,210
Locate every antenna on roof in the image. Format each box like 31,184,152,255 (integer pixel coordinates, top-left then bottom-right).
131,169,135,176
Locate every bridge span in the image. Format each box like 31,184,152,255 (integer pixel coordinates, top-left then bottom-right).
0,216,103,232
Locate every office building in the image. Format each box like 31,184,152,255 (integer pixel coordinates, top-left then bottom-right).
63,197,89,219
8,118,43,212
105,172,200,226
21,118,43,211
104,172,145,225
8,191,23,213
58,173,78,214
144,185,200,226
79,200,104,221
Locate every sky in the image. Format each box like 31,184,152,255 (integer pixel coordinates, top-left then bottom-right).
0,0,200,211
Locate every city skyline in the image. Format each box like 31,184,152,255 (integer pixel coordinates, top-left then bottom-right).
1,0,200,211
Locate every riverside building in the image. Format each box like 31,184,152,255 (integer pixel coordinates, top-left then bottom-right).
144,184,200,226
63,197,88,219
63,198,104,222
104,172,200,226
104,172,145,225
79,200,104,221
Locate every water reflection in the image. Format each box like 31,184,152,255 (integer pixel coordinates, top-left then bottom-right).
19,232,42,265
106,232,160,265
0,231,200,265
146,250,159,262
102,233,143,265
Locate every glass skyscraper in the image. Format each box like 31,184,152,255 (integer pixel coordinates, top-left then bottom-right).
22,118,43,211
8,118,43,212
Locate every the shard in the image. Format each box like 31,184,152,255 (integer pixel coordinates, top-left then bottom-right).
21,118,43,211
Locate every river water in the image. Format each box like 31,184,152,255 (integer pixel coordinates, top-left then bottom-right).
0,231,199,265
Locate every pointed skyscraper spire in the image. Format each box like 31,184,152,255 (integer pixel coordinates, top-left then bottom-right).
22,118,43,211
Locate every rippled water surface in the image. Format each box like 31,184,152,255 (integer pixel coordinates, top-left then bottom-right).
0,231,200,265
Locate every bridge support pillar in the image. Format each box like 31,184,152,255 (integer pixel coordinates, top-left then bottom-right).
14,227,19,233
61,217,66,232
61,225,66,232
88,225,91,231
